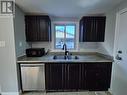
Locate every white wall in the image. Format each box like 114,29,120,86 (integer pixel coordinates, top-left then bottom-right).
14,6,29,57
0,5,26,95
97,0,127,56
0,16,19,94
97,11,116,56
97,0,127,95
32,42,51,51
14,6,30,92
79,42,98,52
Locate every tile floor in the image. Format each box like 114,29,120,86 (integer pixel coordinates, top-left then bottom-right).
22,91,111,95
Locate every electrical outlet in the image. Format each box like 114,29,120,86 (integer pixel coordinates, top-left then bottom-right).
0,41,5,48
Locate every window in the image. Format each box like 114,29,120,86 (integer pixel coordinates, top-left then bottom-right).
54,24,76,50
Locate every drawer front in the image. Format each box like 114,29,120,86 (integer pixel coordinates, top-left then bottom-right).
85,62,111,69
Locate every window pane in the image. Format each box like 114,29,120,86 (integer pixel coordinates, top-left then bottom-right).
65,25,75,49
65,38,74,49
66,26,75,38
55,25,76,49
55,26,64,49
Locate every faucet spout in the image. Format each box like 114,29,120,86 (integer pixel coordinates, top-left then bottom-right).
62,43,67,51
62,44,69,58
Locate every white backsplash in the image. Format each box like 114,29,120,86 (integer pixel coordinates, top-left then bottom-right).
31,42,98,52
78,42,98,52
32,42,52,52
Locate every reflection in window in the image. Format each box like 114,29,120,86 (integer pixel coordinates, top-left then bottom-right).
55,25,76,49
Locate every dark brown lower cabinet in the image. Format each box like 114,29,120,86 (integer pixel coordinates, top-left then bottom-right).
45,62,112,92
45,64,63,91
85,69,109,91
66,64,81,90
85,63,112,91
45,63,81,91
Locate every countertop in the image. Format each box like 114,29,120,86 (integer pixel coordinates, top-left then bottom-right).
17,52,113,64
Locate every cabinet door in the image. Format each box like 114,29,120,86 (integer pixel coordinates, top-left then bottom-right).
66,64,81,90
85,69,109,91
25,16,51,42
85,17,97,42
80,64,86,90
39,17,51,41
45,64,63,91
85,63,112,91
25,16,38,41
96,17,106,42
79,17,96,42
79,16,106,42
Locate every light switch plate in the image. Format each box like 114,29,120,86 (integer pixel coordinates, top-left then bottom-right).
19,42,22,47
0,41,6,47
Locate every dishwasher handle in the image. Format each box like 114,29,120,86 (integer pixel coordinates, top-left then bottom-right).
20,64,45,67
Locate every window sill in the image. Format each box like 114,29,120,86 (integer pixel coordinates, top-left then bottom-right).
50,49,79,53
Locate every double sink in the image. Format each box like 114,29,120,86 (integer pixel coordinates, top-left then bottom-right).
53,55,79,60
53,44,79,60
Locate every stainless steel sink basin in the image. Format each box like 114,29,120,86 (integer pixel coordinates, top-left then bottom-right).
53,55,79,60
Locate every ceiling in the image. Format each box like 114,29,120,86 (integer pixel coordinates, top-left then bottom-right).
16,0,124,18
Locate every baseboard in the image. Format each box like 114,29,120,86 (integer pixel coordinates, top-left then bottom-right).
1,92,20,95
108,88,113,95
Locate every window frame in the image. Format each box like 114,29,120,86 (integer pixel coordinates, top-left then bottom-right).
54,24,76,50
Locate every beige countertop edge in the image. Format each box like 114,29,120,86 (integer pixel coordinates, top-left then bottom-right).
17,60,113,63
17,52,114,64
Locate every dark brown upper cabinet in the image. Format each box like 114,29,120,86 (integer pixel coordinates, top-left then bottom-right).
79,16,106,42
25,15,51,42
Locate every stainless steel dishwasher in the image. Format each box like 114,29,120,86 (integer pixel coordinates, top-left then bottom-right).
20,64,45,91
